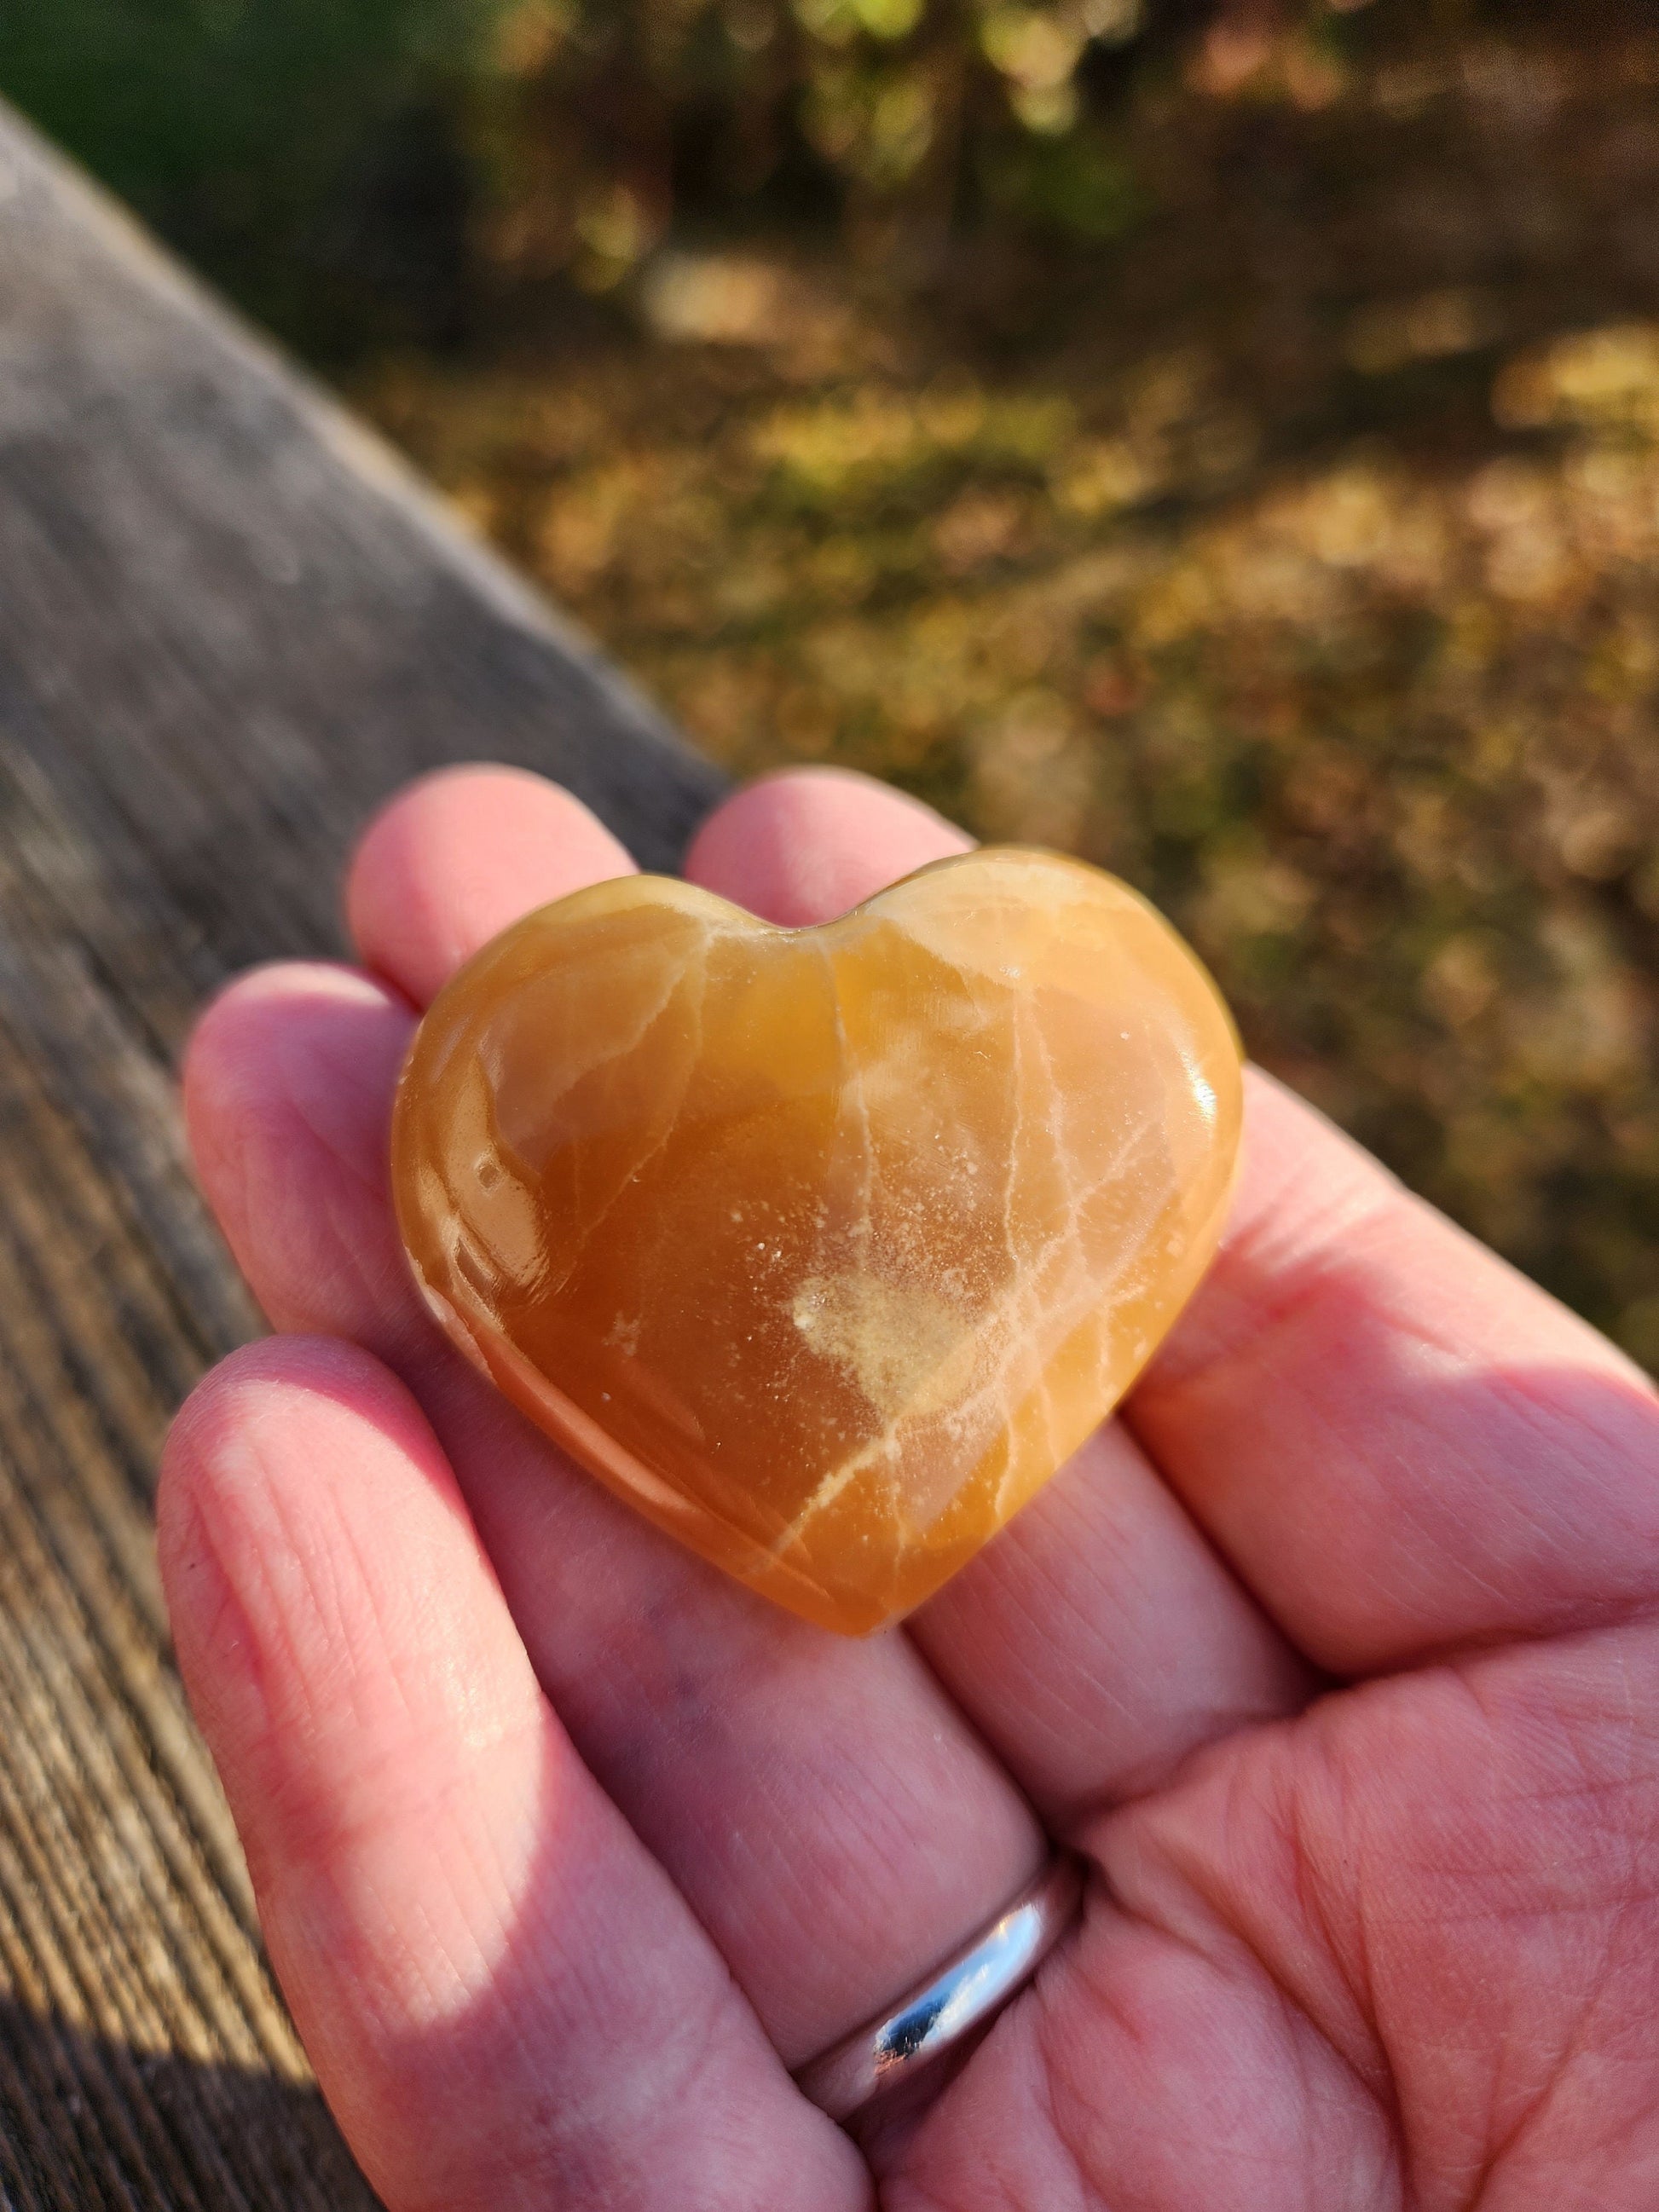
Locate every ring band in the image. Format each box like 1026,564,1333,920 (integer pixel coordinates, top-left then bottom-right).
795,1852,1084,2122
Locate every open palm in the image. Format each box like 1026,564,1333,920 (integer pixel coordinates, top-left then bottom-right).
161,765,1659,2210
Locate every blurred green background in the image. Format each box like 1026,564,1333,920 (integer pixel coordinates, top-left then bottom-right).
8,0,1659,1362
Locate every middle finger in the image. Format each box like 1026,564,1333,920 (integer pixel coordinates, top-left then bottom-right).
686,771,1315,1827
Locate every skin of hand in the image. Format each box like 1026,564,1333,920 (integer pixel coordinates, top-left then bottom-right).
159,763,1659,2212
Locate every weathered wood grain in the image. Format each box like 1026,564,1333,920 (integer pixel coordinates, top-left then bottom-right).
0,97,728,2204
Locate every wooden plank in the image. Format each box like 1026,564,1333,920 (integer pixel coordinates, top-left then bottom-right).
0,98,728,2204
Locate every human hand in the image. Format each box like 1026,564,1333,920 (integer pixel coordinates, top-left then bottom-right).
161,765,1659,2209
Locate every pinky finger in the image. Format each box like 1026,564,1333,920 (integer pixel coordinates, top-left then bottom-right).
159,1337,867,2212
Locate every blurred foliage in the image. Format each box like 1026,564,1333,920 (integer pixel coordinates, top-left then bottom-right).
354,14,1659,1365
0,0,1572,347
0,0,504,344
460,0,1161,295
0,0,1188,348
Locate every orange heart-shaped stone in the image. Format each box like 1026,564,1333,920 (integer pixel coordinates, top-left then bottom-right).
392,848,1242,1634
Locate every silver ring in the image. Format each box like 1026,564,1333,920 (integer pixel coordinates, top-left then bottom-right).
795,1852,1084,2122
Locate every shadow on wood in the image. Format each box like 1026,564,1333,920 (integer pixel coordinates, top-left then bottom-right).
0,2001,378,2211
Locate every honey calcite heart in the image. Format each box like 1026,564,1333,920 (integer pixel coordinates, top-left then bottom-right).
392,848,1242,1635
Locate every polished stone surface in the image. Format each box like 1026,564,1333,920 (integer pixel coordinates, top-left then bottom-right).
392,850,1243,1633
